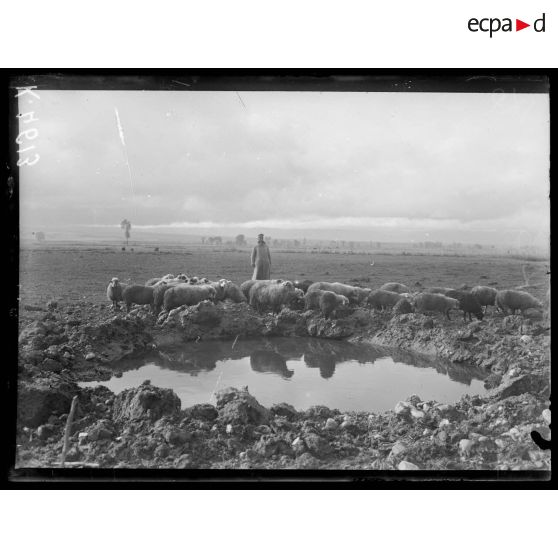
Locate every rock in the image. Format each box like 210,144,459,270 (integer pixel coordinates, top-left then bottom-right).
390,441,407,458
304,433,333,458
85,352,96,361
46,300,58,310
520,335,532,343
324,418,338,431
423,318,434,329
88,423,113,442
78,432,89,445
495,374,549,399
542,409,551,424
410,408,425,420
438,419,450,429
270,402,298,420
36,424,55,440
296,452,319,469
113,383,181,422
484,373,502,389
226,424,233,435
398,460,419,470
155,444,170,459
254,435,294,458
216,387,269,425
164,427,191,446
292,437,307,456
394,401,411,417
42,358,63,373
174,454,193,468
184,403,218,421
459,439,474,455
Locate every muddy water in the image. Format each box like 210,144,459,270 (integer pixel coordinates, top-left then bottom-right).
80,338,488,412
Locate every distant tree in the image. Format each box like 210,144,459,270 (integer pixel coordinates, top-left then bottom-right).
120,219,131,245
235,234,246,246
32,231,45,242
264,236,272,244
293,239,300,248
201,236,206,244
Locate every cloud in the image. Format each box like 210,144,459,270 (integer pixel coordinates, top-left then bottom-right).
19,90,549,244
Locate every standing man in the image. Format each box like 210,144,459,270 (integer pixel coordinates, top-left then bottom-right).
251,233,271,279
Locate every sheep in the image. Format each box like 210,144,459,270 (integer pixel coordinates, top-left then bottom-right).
240,279,283,300
392,298,414,316
153,282,174,314
495,289,543,315
366,289,404,311
106,277,123,310
145,277,162,287
471,286,498,311
222,282,247,303
304,289,349,318
307,282,370,305
379,282,410,294
163,284,217,312
413,293,460,320
122,285,155,313
249,281,299,313
292,279,314,293
319,291,349,319
445,290,484,321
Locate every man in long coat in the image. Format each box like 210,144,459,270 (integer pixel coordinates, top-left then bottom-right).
251,233,271,279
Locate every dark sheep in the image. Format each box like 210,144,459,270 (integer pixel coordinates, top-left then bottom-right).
292,279,314,293
379,282,410,294
445,290,484,321
471,286,498,311
366,289,403,310
392,298,414,316
413,293,460,320
304,289,349,318
495,290,543,315
122,285,155,313
163,284,216,312
106,277,123,310
250,350,294,378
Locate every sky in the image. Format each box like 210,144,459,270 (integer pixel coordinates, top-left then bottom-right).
19,89,550,246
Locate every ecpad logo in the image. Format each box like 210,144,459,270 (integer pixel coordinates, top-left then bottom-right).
468,13,545,37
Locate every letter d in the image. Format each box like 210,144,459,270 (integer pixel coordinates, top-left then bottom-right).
534,13,545,32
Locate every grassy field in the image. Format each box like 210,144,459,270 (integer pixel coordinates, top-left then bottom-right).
18,241,550,307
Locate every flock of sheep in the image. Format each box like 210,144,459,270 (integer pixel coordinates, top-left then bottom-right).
106,273,545,323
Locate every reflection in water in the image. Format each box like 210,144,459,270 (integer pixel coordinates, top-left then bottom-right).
250,350,294,378
87,338,489,412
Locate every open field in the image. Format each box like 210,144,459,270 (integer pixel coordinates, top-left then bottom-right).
19,242,549,307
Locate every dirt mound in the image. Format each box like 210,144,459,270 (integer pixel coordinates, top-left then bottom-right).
112,380,181,422
215,387,270,425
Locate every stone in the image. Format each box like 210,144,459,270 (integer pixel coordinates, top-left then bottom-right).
398,460,419,471
542,409,551,424
296,452,319,469
216,387,269,425
226,424,233,435
394,401,410,416
270,402,298,420
78,432,89,445
253,435,294,458
439,419,450,429
88,423,113,442
85,352,96,361
184,403,218,421
410,408,425,420
113,383,181,422
292,437,307,456
304,433,333,458
495,374,549,399
155,444,170,459
36,424,55,440
164,427,192,446
42,358,63,373
324,418,338,431
174,454,193,469
390,441,407,458
520,335,532,343
459,439,474,455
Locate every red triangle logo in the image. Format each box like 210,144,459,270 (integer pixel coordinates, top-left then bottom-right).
516,19,530,31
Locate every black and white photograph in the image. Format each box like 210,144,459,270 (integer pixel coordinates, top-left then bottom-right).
9,73,551,478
